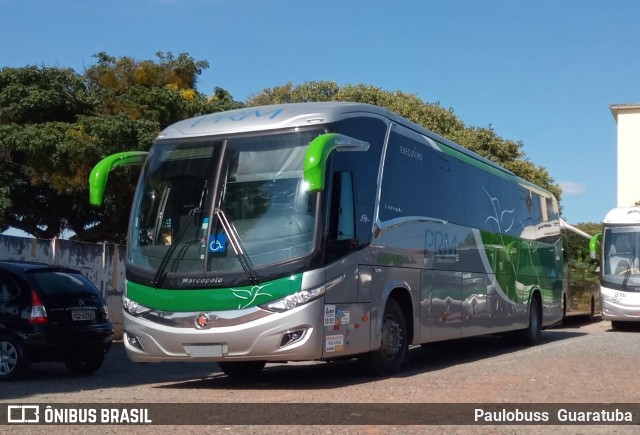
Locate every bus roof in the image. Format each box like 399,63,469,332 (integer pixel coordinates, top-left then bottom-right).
159,102,385,138
603,206,640,225
158,101,545,194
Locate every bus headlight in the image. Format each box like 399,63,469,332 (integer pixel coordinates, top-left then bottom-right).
123,295,152,316
261,275,344,313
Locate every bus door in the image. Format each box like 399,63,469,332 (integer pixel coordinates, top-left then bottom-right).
322,161,372,356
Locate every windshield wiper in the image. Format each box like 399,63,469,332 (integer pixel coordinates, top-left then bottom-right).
151,212,200,288
214,208,262,285
622,253,638,290
152,181,209,288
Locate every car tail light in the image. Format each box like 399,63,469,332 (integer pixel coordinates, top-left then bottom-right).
29,290,49,325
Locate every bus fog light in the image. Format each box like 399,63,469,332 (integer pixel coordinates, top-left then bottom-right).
280,329,307,347
126,332,144,351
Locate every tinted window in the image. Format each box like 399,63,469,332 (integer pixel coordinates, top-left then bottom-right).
379,126,464,223
460,164,553,241
325,172,356,263
333,116,388,246
333,116,387,204
0,271,22,302
28,271,99,297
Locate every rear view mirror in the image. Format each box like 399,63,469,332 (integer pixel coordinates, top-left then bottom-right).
303,133,369,193
89,151,148,207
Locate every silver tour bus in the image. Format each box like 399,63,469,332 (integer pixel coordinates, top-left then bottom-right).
90,102,564,376
591,206,640,330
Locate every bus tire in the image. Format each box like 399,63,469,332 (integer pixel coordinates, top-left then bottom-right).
611,321,624,331
588,296,595,322
217,361,266,378
520,295,542,345
358,298,407,376
65,349,105,375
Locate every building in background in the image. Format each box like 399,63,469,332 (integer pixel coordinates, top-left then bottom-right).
611,103,640,207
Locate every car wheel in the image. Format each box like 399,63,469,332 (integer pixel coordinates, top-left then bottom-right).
65,349,105,375
0,335,28,381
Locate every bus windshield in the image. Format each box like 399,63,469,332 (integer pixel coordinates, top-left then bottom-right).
128,129,322,280
602,226,640,290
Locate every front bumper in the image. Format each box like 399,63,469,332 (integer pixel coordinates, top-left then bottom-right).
122,298,325,362
601,287,640,322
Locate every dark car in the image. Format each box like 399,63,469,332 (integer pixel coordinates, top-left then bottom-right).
0,261,113,380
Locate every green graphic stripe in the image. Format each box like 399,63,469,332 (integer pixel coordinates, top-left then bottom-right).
127,274,303,312
479,231,560,304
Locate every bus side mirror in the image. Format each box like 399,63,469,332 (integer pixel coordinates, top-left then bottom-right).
589,232,602,261
303,133,369,193
89,151,148,207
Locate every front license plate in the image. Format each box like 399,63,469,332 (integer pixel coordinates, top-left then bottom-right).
185,344,224,358
72,310,96,321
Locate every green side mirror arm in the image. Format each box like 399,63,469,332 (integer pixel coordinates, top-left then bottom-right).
589,232,602,260
303,133,369,193
89,151,148,207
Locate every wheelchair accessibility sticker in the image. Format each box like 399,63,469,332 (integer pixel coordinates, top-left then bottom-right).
209,233,227,253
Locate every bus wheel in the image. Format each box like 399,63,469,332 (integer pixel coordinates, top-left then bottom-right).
359,298,407,376
520,295,542,345
588,297,595,322
217,361,266,378
65,349,105,375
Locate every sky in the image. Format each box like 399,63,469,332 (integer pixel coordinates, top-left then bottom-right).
1,0,639,229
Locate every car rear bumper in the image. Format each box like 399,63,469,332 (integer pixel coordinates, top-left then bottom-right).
21,324,114,361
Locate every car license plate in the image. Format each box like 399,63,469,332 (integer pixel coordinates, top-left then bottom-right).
72,310,96,321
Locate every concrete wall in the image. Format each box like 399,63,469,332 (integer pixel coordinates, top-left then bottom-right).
0,234,126,338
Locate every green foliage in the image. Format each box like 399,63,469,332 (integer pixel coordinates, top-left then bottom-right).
0,53,242,241
575,222,601,236
248,81,562,201
0,66,89,124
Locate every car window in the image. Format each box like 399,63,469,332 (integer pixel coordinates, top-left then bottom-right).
0,271,22,302
28,271,99,297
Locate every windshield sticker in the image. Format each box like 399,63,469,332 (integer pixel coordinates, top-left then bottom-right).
209,233,227,253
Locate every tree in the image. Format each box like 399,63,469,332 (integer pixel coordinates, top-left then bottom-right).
0,52,243,242
247,81,561,200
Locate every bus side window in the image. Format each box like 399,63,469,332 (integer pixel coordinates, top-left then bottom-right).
326,171,356,263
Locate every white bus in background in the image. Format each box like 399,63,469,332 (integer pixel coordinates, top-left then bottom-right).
591,206,640,330
560,220,600,321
